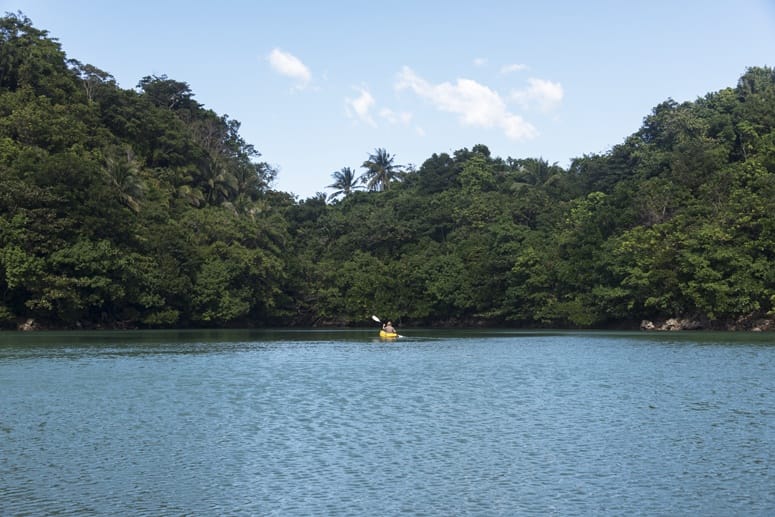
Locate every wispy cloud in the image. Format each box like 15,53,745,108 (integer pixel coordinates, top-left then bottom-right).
511,78,564,111
345,86,377,127
395,66,537,141
500,63,528,74
473,57,488,67
379,108,413,125
267,48,311,89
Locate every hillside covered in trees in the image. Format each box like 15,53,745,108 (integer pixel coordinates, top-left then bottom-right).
1,12,774,330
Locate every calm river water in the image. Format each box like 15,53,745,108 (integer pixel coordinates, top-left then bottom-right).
1,329,773,516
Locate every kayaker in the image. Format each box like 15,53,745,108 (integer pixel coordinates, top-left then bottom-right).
382,321,396,334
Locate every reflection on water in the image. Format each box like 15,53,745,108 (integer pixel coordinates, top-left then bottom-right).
1,330,773,515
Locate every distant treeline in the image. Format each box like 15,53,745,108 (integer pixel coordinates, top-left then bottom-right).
1,12,774,330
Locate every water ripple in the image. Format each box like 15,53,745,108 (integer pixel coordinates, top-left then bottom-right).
1,333,774,515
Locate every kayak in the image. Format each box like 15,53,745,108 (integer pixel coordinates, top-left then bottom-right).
379,330,399,338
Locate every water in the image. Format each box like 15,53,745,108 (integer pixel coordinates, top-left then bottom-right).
1,329,773,516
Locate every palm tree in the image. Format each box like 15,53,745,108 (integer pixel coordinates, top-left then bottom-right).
513,157,563,186
103,145,146,213
360,148,403,192
201,158,238,205
327,166,363,201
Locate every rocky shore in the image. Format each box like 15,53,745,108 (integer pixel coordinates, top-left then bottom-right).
640,316,774,332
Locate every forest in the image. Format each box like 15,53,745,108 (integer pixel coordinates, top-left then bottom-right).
1,12,774,331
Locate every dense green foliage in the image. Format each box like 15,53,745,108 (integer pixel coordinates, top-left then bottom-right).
1,12,774,329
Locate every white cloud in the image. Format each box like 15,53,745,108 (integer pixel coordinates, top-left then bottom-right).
395,66,537,141
511,78,564,111
500,63,528,74
473,57,488,67
267,48,311,88
345,87,377,127
379,108,413,125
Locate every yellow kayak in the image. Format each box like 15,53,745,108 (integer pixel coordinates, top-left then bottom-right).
379,330,399,338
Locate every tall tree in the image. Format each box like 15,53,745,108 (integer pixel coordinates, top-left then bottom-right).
327,166,362,201
68,60,116,103
137,74,199,111
360,148,402,191
0,11,75,102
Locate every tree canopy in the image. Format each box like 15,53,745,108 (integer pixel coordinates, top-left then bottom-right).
1,12,774,330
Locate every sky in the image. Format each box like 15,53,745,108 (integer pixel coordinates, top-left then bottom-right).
6,0,775,199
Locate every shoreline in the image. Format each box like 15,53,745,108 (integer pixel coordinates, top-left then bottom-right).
9,315,775,332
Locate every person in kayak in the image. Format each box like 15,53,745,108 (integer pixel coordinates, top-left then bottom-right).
382,320,396,334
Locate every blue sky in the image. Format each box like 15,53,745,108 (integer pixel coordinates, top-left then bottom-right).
7,0,775,199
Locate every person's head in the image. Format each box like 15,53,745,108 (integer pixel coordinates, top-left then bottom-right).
386,320,392,325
